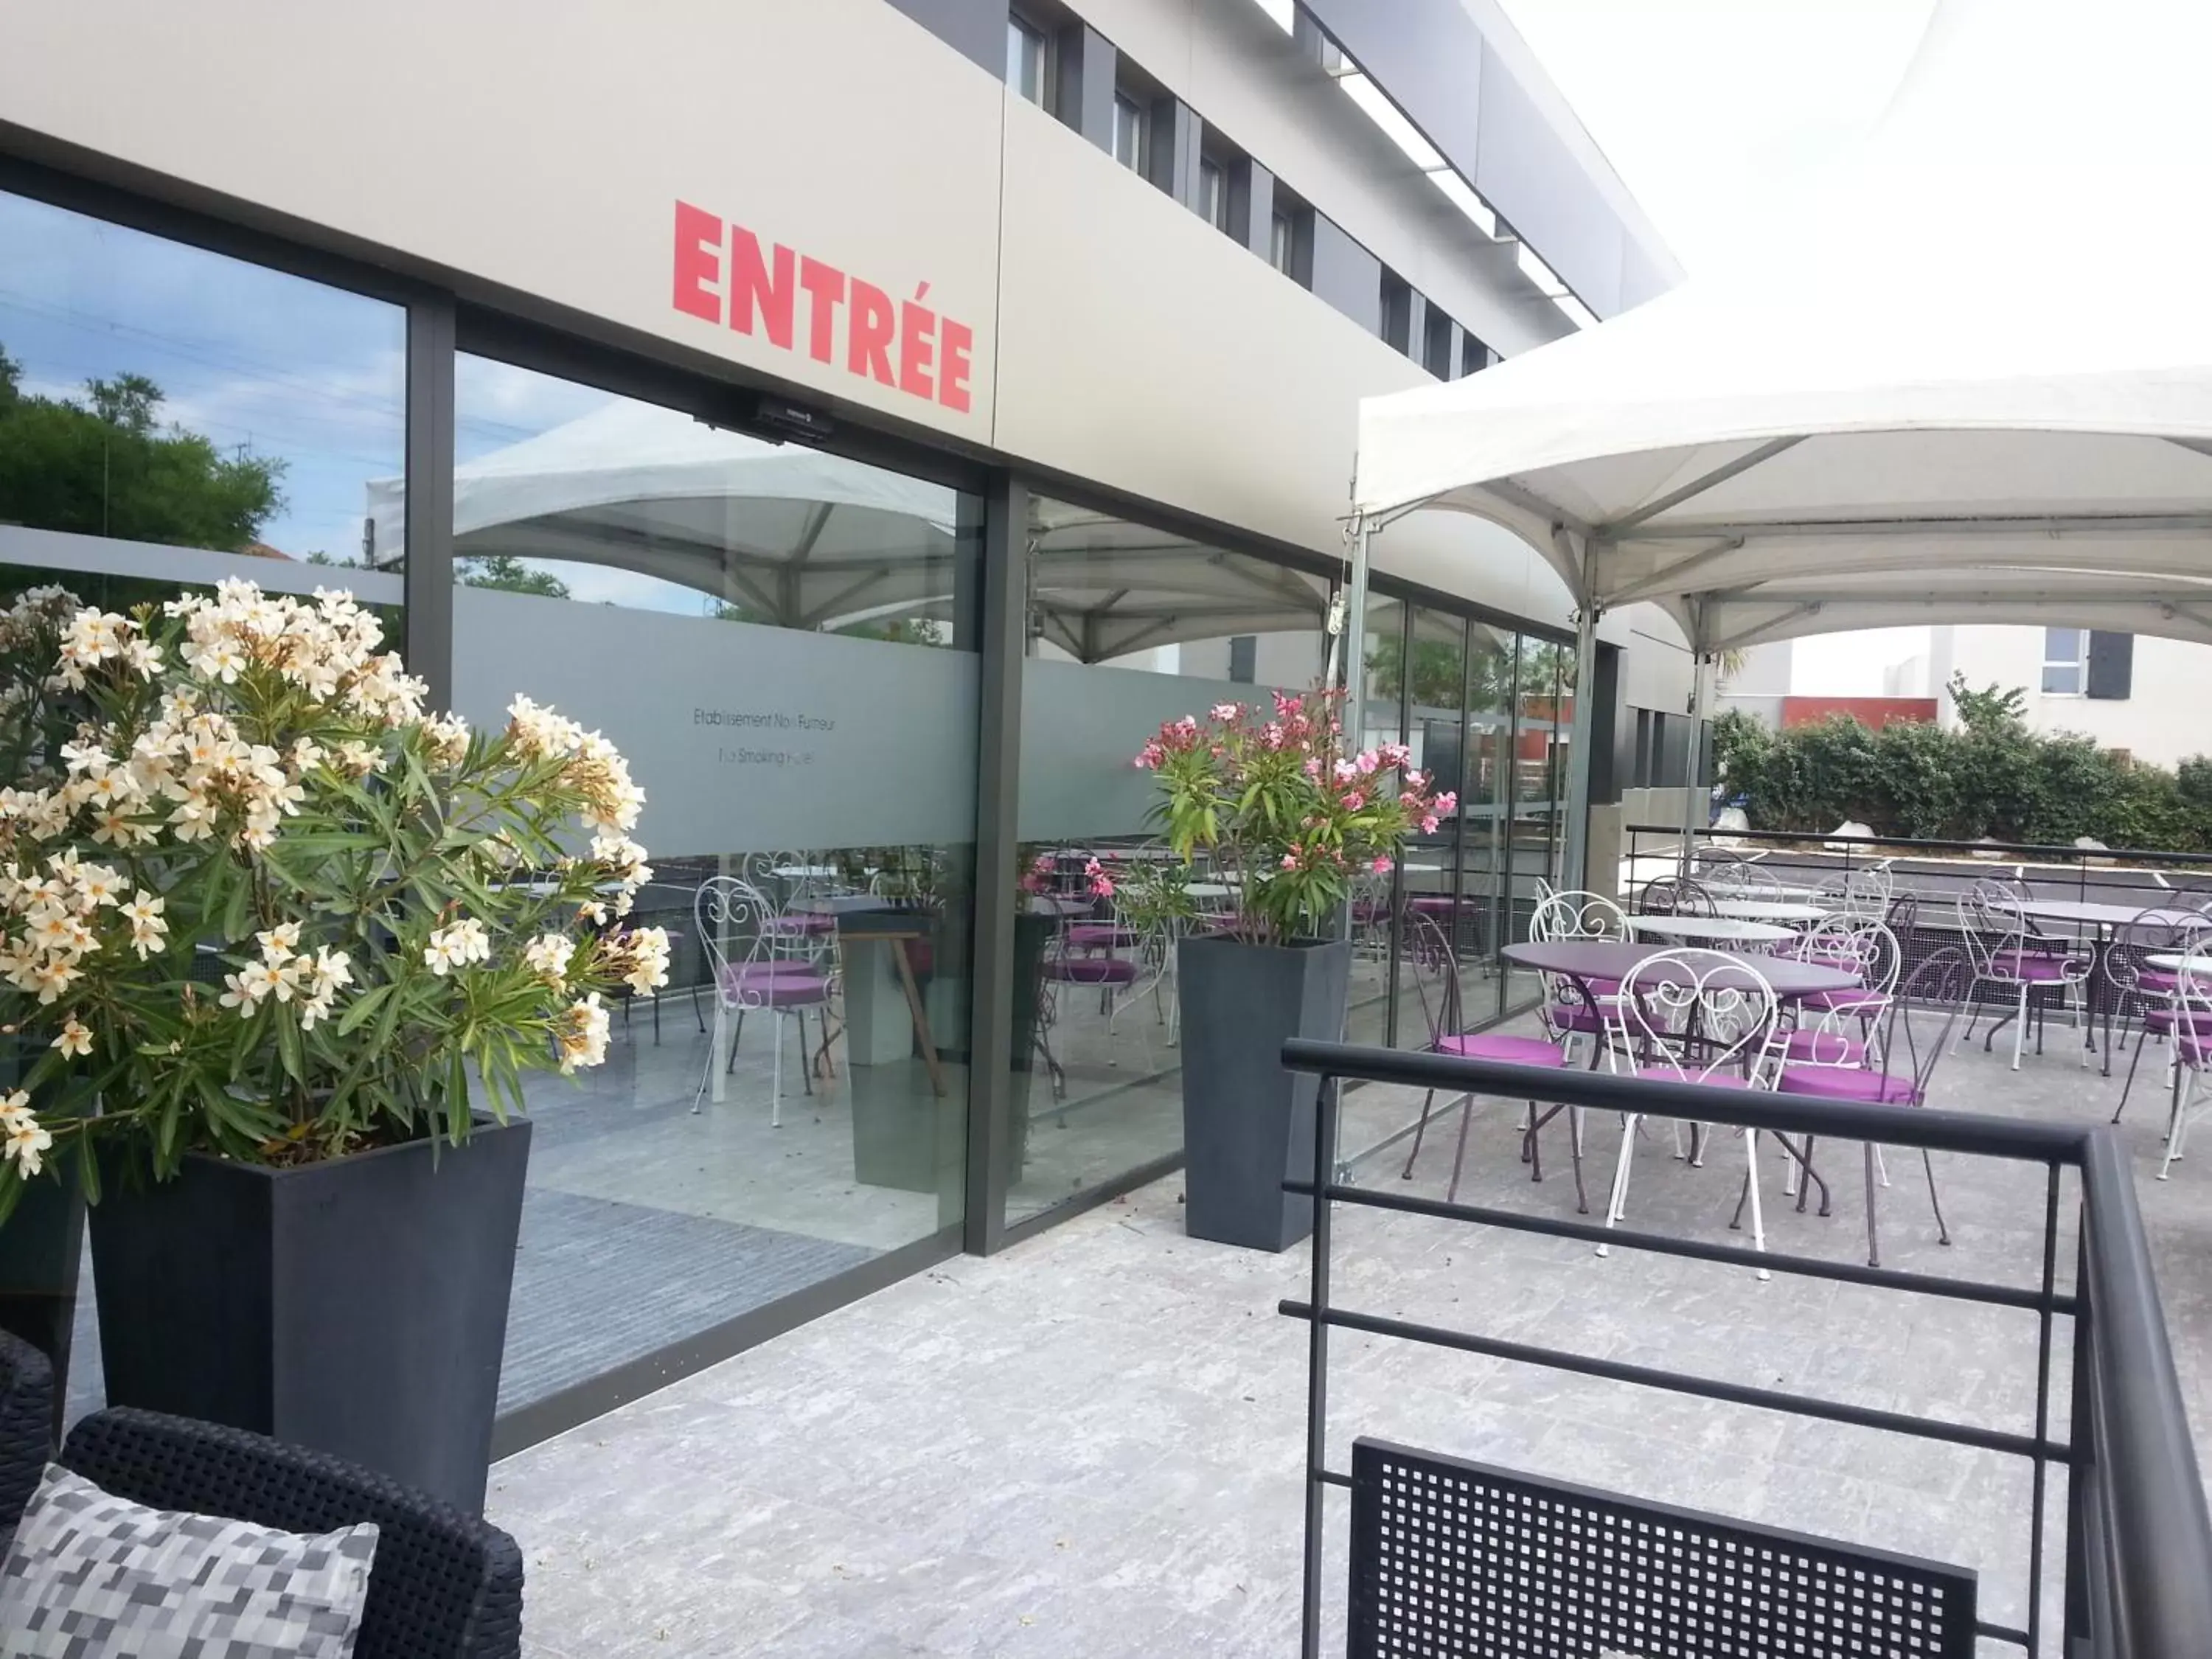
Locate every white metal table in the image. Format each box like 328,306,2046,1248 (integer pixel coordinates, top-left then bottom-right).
1709,900,1829,925
1626,915,1794,947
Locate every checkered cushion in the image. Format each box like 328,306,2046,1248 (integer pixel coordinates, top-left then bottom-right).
0,1463,378,1657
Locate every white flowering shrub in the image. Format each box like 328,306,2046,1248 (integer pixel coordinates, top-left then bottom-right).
0,580,671,1206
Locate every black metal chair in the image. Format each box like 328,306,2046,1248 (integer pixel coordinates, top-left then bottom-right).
0,1329,54,1539
58,1409,524,1659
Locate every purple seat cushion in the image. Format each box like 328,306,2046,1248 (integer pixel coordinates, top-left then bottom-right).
1777,1065,1919,1104
1784,1029,1865,1065
1065,924,1137,950
720,965,830,1006
1991,951,2076,983
1046,957,1138,985
2183,1037,2212,1066
2146,1006,2212,1033
1434,1034,1565,1068
2140,970,2180,995
1800,987,1890,1015
1549,1003,1606,1034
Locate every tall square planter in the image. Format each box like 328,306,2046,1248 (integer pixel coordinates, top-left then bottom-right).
1176,934,1352,1251
86,1116,531,1514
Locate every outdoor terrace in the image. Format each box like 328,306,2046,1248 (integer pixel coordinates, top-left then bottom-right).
485,1004,2212,1657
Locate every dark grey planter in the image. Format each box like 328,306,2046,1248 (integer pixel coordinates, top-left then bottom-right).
86,1116,530,1513
0,1178,84,1441
1176,933,1353,1251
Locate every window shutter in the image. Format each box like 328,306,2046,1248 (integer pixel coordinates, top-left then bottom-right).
2085,631,2135,700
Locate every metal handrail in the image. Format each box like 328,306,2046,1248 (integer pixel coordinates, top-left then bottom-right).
1632,821,2212,870
1279,1037,2212,1659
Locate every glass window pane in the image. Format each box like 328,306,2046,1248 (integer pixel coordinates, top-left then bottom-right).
1391,608,1466,1054
1007,18,1046,105
451,353,978,1416
1009,493,1329,1228
2044,627,2083,664
2042,663,2081,695
0,188,406,616
1113,95,1147,173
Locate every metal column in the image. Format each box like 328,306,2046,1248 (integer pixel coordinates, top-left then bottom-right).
1557,589,1601,894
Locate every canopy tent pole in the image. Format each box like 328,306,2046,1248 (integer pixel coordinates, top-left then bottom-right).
1340,518,1374,754
1557,531,1600,898
1335,518,1375,947
1679,635,1715,877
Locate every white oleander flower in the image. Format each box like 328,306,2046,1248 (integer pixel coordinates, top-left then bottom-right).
556,992,611,1074
4,1113,52,1178
51,1015,92,1059
522,933,575,984
423,917,492,976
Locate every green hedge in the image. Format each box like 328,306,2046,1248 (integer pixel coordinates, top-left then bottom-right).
1711,703,2212,852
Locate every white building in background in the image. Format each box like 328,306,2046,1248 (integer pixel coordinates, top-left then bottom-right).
1729,625,2212,768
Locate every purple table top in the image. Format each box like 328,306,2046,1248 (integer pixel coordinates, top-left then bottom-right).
2017,899,2203,931
1502,939,1857,998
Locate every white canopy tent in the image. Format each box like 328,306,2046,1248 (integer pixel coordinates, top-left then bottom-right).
1346,0,2212,885
366,400,1328,657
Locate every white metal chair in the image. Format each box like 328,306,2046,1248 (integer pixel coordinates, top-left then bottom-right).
1957,887,2090,1071
2110,905,2212,1123
693,875,834,1124
2152,952,2212,1179
1601,948,1783,1276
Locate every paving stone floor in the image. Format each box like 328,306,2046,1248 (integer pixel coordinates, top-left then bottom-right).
487,1009,2212,1658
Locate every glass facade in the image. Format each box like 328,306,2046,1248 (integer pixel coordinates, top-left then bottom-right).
0,187,405,619
0,178,1590,1443
1006,491,1331,1228
445,354,980,1416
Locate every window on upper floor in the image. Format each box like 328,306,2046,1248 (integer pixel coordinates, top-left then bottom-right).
1006,14,1051,109
1461,334,1493,377
1197,158,1228,232
1111,93,1147,174
1269,210,1293,275
1423,305,1455,378
2042,627,2087,695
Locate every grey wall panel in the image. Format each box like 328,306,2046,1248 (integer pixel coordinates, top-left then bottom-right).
1472,50,1623,316
1152,98,1201,207
1227,156,1274,258
881,0,1006,75
1309,212,1381,335
1302,0,1635,316
1058,24,1116,150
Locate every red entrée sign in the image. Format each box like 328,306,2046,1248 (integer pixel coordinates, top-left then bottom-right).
671,200,973,414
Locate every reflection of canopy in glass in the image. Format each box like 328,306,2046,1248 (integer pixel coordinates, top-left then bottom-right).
364,400,1329,658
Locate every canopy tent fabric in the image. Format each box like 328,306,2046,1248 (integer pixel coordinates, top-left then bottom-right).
365,400,1326,658
1350,0,2212,657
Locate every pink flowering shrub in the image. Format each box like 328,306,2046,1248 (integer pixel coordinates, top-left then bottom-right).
1135,688,1453,946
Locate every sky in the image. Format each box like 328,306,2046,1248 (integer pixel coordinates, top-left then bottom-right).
1493,0,1939,692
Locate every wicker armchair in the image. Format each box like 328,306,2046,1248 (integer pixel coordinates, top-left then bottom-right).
60,1408,523,1659
0,1329,54,1538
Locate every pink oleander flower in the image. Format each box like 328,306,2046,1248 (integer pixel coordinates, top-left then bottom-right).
1433,790,1458,815
1303,757,1323,780
1404,768,1426,790
1085,857,1116,898
1273,690,1303,717
1399,790,1422,810
1419,815,1441,835
1281,849,1300,870
1371,855,1394,875
1210,702,1240,722
1381,742,1412,769
1260,721,1286,749
1332,759,1359,785
1354,750,1381,776
1175,715,1198,734
1340,789,1366,811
